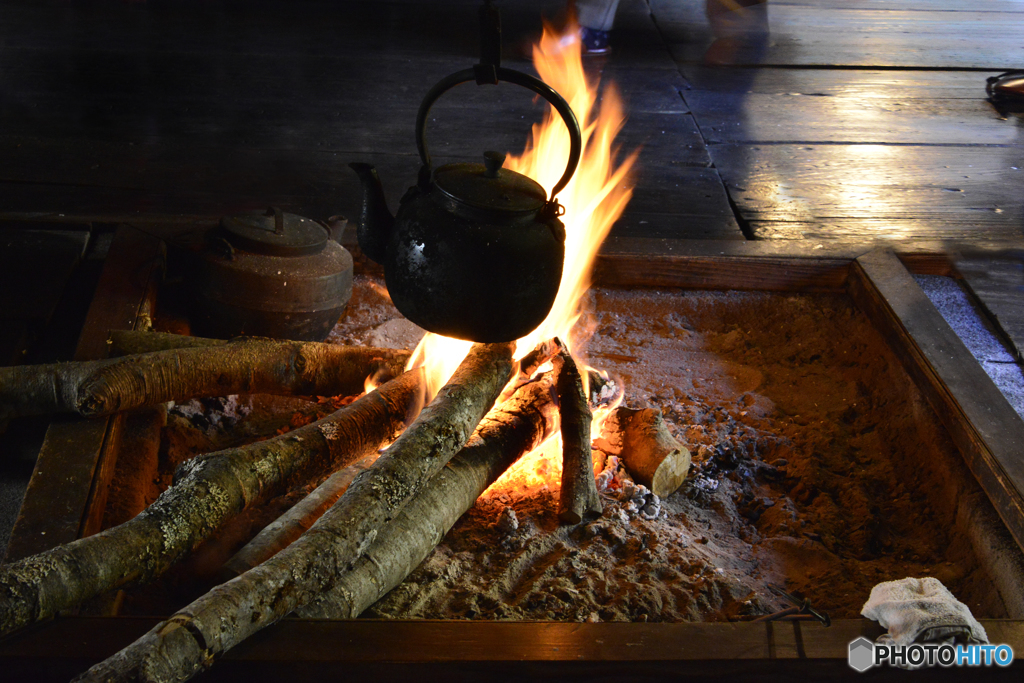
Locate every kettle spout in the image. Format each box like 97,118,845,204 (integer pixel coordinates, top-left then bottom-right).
349,162,393,264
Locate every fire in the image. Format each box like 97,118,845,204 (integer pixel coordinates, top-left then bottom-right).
504,24,637,360
408,20,637,489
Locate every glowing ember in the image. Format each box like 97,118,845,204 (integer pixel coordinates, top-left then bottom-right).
407,19,637,490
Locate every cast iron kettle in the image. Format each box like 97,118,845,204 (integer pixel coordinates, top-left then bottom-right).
351,2,582,343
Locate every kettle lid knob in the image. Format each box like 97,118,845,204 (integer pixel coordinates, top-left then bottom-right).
483,151,506,178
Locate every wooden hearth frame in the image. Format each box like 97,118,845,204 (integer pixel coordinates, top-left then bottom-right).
3,225,1023,680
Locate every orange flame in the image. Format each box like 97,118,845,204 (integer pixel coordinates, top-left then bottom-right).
504,24,637,361
408,20,637,490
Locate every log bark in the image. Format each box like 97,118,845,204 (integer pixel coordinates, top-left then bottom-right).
599,406,691,498
0,368,425,639
301,371,559,618
0,339,410,420
221,337,565,579
107,330,225,355
217,454,376,580
75,342,513,683
555,351,602,525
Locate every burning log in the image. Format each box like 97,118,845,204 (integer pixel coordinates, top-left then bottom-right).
517,338,561,379
555,350,602,524
219,339,568,578
0,369,425,639
76,342,515,683
496,337,560,404
218,456,374,580
300,371,559,619
0,338,410,420
598,407,691,498
224,335,566,581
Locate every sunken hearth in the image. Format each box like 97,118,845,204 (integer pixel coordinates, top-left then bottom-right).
107,275,1024,624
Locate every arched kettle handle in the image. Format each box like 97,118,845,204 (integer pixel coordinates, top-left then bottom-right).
415,67,582,201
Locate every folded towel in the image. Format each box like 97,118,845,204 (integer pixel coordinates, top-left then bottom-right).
861,577,988,646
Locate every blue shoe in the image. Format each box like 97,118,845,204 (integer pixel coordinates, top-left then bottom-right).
580,26,612,55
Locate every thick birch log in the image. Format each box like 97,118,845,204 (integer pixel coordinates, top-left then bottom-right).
219,337,565,579
76,342,515,683
555,351,602,524
218,455,375,580
0,339,410,420
107,330,225,356
600,406,691,498
301,372,559,618
0,369,425,638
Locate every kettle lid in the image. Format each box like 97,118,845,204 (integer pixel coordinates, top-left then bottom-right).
432,151,546,215
221,207,328,257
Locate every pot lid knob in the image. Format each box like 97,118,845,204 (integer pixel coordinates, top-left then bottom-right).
483,151,506,178
220,207,328,257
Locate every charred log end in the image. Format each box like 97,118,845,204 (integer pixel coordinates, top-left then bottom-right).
76,386,112,417
558,508,584,525
649,444,692,498
618,407,692,498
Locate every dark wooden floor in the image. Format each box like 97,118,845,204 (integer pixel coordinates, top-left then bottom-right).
1,0,1022,242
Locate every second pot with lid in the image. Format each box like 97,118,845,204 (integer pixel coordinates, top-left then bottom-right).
188,207,353,341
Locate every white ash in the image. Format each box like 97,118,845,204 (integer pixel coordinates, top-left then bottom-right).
367,317,427,350
321,281,1015,623
594,455,623,492
690,475,720,494
618,480,661,520
168,395,250,434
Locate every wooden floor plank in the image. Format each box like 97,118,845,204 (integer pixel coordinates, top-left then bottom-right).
773,0,1024,12
1,53,691,151
0,129,739,238
679,67,1005,98
612,211,743,240
0,0,719,235
653,0,1024,68
747,219,1024,244
5,226,162,561
955,252,1024,361
595,251,850,291
2,616,1020,682
707,143,1024,241
685,88,1021,145
2,0,1023,247
0,230,89,322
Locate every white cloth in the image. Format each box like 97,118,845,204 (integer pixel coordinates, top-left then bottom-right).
860,577,988,646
